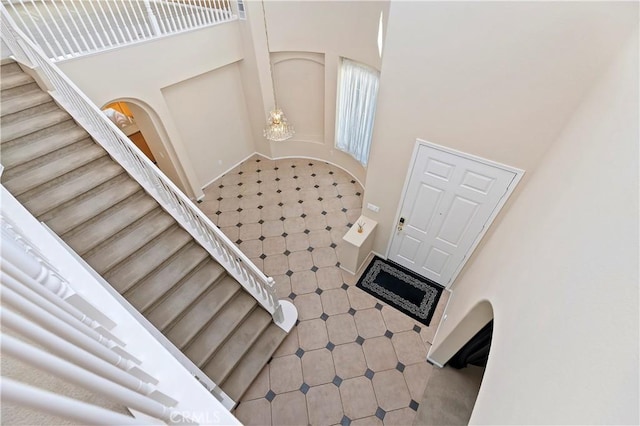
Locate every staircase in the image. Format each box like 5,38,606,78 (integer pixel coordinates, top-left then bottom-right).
0,60,286,403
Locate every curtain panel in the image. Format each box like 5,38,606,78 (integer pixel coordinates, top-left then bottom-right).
335,58,379,166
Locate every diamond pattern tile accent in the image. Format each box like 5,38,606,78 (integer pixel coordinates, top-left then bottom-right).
282,232,289,237
332,375,343,387
265,390,276,402
200,156,446,425
236,223,243,227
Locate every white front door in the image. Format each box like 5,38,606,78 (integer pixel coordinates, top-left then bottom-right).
388,142,521,287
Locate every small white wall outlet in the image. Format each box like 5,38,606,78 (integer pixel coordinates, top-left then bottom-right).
367,203,380,213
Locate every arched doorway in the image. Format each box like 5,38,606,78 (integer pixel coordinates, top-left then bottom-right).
100,98,188,195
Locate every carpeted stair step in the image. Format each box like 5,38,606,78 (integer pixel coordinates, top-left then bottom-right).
124,242,210,312
102,225,193,293
183,291,258,367
221,323,288,402
0,68,34,91
83,209,175,274
62,190,158,255
165,276,242,348
0,109,70,143
144,260,227,331
0,125,89,171
41,174,140,235
1,101,62,126
3,142,106,196
0,61,293,406
19,157,124,217
203,308,272,383
1,89,52,117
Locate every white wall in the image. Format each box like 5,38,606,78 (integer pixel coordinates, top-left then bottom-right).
430,27,639,424
57,22,249,198
238,1,388,183
364,1,638,256
162,62,254,187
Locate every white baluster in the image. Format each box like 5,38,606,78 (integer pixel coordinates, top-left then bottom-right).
49,1,82,55
58,0,91,53
117,0,139,41
1,378,149,426
128,0,150,38
1,259,121,343
85,1,114,47
37,0,74,57
67,0,101,50
21,1,64,59
4,2,40,53
93,1,119,45
0,335,189,424
1,226,72,299
112,0,135,42
1,308,161,398
0,283,144,372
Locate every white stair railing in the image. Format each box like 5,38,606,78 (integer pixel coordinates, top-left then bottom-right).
0,6,297,332
1,189,239,425
1,0,236,61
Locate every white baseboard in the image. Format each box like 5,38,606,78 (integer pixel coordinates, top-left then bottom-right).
200,151,261,193
200,151,367,199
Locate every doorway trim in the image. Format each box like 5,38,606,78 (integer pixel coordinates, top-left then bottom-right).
385,139,525,288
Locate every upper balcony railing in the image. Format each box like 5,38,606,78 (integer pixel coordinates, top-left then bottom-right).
2,0,236,61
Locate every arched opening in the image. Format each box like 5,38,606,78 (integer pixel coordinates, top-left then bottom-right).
417,301,494,425
100,98,188,195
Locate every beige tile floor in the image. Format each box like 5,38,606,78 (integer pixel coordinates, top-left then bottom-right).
199,155,450,426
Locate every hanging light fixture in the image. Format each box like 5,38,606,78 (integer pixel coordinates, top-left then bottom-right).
261,0,295,142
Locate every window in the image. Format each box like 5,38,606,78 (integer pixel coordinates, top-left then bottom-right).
335,58,379,166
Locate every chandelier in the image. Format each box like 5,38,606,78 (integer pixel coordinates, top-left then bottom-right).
261,0,294,142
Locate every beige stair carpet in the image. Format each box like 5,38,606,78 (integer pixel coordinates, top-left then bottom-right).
0,60,286,403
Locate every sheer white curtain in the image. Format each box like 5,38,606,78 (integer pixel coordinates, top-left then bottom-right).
335,58,379,166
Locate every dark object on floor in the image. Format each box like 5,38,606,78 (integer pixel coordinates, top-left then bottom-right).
356,256,444,326
448,320,493,369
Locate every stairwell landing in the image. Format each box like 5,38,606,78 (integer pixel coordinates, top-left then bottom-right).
0,59,287,404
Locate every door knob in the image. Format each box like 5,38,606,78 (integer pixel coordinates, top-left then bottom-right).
397,217,405,231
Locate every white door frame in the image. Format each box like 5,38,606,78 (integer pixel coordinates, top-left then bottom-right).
385,139,525,288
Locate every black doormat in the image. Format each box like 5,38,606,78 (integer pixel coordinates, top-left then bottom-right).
356,256,444,327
